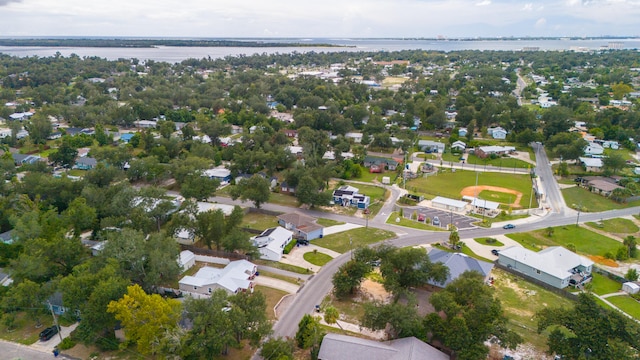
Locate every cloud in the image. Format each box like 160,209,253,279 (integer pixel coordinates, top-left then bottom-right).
535,17,547,28
0,0,21,5
476,0,491,5
522,3,533,11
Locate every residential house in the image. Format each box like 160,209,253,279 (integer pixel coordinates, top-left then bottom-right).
498,246,593,289
427,249,494,288
586,178,623,197
332,185,370,209
474,145,515,158
193,134,212,144
487,126,507,139
74,157,97,170
417,140,445,153
579,157,603,172
584,142,604,156
48,131,62,140
458,128,468,137
252,226,294,261
134,120,157,128
203,168,232,185
0,230,13,244
280,181,296,195
277,212,324,240
12,153,43,166
0,268,12,286
9,112,33,121
345,132,364,143
318,333,449,360
120,133,135,143
363,156,400,171
0,128,11,138
179,260,257,295
64,127,83,136
450,140,466,152
283,129,298,138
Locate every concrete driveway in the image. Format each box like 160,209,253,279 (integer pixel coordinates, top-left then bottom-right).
462,234,522,260
29,323,78,353
279,244,341,273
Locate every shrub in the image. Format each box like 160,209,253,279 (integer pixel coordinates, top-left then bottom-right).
283,239,297,254
604,251,615,260
486,238,496,244
616,246,629,261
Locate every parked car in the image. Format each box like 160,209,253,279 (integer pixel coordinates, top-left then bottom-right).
39,325,59,341
491,249,499,256
417,213,426,222
503,224,516,229
296,239,309,246
432,216,440,226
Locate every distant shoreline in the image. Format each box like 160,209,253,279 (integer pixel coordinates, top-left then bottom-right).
0,39,350,48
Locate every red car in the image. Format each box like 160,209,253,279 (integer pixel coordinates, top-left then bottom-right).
417,214,426,222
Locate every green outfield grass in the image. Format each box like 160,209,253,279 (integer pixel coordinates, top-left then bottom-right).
406,170,538,208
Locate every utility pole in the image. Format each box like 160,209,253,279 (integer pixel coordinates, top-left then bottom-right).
48,301,63,342
349,236,353,260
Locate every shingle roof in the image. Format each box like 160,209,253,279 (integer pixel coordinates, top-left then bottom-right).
318,333,449,360
427,249,494,287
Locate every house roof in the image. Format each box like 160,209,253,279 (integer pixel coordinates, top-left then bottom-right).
427,249,494,287
477,145,515,153
499,246,593,280
120,133,135,141
203,168,231,178
277,212,317,227
0,230,13,243
417,140,445,149
76,157,97,167
179,260,256,293
252,226,294,250
318,333,449,360
451,140,466,148
579,157,603,168
587,179,623,192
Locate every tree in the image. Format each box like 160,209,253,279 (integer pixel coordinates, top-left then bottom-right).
623,235,637,258
194,209,225,250
448,230,460,249
361,300,425,339
323,306,339,325
228,291,272,345
537,293,640,359
62,196,97,237
230,175,271,208
626,268,639,282
425,271,522,360
295,314,325,350
545,227,555,237
107,284,181,355
379,247,448,295
332,259,371,299
603,153,627,175
25,113,52,144
180,173,219,201
180,290,236,358
260,337,295,360
49,137,78,167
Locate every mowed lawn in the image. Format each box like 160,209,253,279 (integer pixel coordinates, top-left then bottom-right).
606,295,640,320
406,170,537,208
586,218,639,235
590,273,623,296
241,212,278,230
313,227,396,253
562,186,640,212
506,226,622,257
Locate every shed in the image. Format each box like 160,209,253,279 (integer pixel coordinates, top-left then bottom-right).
623,282,640,294
179,250,196,271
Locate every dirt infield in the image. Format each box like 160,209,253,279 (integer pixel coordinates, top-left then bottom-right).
460,185,523,207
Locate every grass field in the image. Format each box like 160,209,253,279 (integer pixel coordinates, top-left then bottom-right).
406,169,538,208
562,186,640,212
355,170,394,184
464,154,532,169
479,190,517,205
386,211,446,231
0,312,50,345
255,285,289,321
590,273,623,295
607,295,640,320
586,218,639,234
253,259,311,275
506,226,622,257
241,212,278,230
313,227,396,253
303,251,334,266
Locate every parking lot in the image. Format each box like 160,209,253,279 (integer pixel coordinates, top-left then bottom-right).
402,206,477,230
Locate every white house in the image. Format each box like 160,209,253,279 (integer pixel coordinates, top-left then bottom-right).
203,168,232,185
458,128,468,137
584,142,604,156
252,226,294,261
345,132,363,143
179,260,257,295
451,140,466,151
134,120,157,128
488,126,507,140
579,157,603,172
178,250,196,271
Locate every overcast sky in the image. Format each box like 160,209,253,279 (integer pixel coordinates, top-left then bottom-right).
1,0,639,38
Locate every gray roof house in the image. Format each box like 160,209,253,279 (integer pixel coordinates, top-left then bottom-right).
427,249,494,287
417,140,445,153
318,333,449,360
498,246,593,289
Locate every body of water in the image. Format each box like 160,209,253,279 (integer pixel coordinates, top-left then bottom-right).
1,38,638,63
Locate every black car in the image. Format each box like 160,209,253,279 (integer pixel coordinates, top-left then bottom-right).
39,325,59,341
491,249,499,256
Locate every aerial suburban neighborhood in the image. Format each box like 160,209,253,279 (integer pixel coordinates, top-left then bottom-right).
1,41,640,360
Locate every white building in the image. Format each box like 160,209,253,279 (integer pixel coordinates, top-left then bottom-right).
252,226,294,261
179,260,257,295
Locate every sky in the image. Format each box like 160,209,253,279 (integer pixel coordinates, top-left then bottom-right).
0,0,639,38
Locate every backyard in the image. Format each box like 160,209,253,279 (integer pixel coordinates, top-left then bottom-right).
406,169,538,208
313,227,396,253
606,295,640,320
241,212,278,230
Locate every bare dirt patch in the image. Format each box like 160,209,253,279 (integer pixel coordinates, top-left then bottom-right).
589,255,619,267
358,279,391,302
461,185,523,207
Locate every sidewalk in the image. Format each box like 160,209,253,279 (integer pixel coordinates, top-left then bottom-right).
316,314,386,340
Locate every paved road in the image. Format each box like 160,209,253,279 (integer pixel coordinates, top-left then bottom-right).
532,143,570,215
0,339,72,360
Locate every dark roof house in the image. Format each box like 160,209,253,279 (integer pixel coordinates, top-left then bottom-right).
427,249,494,287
